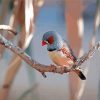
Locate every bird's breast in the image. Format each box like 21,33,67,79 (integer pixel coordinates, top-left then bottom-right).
48,51,74,67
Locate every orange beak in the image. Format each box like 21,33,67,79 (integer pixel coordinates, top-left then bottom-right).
42,41,46,46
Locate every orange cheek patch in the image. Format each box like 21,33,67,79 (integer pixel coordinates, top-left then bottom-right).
47,36,54,44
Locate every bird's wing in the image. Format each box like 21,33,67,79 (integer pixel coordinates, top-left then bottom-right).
63,40,77,60
66,43,77,61
58,44,77,62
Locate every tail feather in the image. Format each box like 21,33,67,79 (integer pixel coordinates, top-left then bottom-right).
74,69,86,80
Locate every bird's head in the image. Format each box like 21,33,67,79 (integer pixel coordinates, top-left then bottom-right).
42,31,64,51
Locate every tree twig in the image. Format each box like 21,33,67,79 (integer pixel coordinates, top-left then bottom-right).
0,25,17,35
0,33,99,77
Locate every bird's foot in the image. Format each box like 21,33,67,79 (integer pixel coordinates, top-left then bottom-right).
50,64,57,72
50,64,67,74
50,64,56,67
56,66,64,74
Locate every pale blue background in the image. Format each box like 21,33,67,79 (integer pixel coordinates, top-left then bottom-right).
0,0,100,100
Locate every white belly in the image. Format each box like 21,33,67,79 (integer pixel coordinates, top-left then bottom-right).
48,51,73,67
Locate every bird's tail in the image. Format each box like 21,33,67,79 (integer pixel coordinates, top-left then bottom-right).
73,68,86,80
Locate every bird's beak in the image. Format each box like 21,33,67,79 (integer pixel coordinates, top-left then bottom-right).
42,41,46,46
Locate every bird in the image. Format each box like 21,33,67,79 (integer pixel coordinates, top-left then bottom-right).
42,31,86,80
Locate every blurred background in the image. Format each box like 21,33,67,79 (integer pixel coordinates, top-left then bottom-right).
0,0,100,100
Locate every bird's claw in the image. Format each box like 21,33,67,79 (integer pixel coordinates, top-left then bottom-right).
56,66,64,74
60,67,64,74
50,64,65,74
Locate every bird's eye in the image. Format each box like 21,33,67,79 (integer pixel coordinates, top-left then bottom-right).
47,36,54,44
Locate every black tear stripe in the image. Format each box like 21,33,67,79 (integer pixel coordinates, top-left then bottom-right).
48,48,57,52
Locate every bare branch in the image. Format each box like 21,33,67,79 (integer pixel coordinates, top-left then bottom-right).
0,34,99,77
0,33,70,74
76,42,100,66
0,25,17,35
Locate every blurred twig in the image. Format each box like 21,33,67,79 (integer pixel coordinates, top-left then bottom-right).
0,0,44,100
0,0,9,23
0,33,99,77
0,0,10,58
18,83,38,100
0,25,17,35
89,0,100,48
65,0,85,100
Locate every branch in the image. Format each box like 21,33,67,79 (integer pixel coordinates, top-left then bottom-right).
0,25,17,35
0,33,100,77
76,42,100,67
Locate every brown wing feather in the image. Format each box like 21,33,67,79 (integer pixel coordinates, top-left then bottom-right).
58,46,75,62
